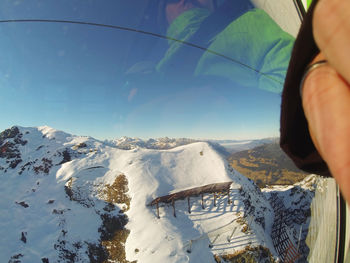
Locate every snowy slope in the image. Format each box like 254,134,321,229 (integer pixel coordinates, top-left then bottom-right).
1,126,282,263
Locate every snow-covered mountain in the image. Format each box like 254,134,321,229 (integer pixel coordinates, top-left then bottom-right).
0,126,316,263
106,136,274,154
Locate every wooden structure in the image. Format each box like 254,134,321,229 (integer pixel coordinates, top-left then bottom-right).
270,193,301,263
148,182,232,218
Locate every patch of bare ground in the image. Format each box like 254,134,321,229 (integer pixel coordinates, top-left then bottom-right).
101,174,130,212
98,174,135,263
236,215,250,234
214,245,276,263
229,159,307,187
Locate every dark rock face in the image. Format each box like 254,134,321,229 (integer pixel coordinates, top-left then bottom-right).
0,127,27,170
33,158,53,174
98,213,128,241
0,126,21,141
16,201,29,208
20,232,27,243
0,126,27,148
58,149,72,165
8,253,23,263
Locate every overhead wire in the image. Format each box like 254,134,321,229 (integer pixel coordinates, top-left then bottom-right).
0,19,283,85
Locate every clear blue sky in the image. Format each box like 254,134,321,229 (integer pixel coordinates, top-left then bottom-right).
0,1,289,140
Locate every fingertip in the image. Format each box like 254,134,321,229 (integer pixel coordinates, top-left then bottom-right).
313,0,350,84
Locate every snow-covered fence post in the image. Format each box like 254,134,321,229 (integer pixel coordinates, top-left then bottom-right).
201,193,205,209
227,189,231,204
227,226,237,242
156,201,160,219
213,193,217,207
186,240,192,253
172,198,176,217
209,234,220,248
247,215,253,231
187,196,191,214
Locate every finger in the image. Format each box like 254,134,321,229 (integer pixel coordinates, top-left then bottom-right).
302,55,350,202
313,0,350,85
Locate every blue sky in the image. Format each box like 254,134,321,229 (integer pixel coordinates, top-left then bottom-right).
0,1,289,140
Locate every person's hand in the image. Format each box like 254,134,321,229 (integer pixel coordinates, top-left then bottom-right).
301,0,350,202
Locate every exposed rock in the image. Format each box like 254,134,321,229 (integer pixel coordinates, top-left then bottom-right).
64,178,94,208
87,243,108,263
214,245,276,263
20,232,27,243
36,145,44,151
100,174,131,211
10,158,22,169
58,149,71,165
19,161,34,175
98,213,128,241
52,209,65,215
33,158,53,174
0,142,21,160
72,143,87,150
8,253,23,263
0,127,27,171
16,201,29,208
0,126,20,142
98,175,135,263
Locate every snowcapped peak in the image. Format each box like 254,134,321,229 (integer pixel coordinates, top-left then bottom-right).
37,126,72,141
118,136,135,142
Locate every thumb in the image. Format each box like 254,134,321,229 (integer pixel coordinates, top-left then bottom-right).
302,54,350,202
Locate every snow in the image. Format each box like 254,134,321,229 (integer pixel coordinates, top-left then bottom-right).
0,126,315,262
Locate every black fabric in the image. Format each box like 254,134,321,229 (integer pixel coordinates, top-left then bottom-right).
280,0,331,176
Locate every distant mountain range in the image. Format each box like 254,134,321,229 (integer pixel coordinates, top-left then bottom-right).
105,136,198,150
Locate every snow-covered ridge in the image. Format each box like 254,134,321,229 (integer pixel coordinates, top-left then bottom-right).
0,126,315,263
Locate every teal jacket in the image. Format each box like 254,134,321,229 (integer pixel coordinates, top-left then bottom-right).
156,8,295,93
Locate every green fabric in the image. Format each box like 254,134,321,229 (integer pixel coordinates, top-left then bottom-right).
156,8,211,71
156,7,295,93
307,0,313,9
